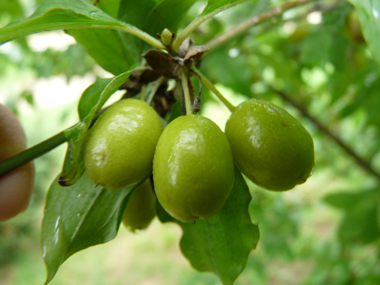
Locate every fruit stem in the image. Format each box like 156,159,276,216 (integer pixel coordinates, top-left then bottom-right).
179,69,193,115
190,67,236,112
140,84,147,102
171,0,249,51
0,131,68,177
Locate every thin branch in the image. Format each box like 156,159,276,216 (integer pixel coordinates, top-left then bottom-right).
270,87,380,183
205,0,315,50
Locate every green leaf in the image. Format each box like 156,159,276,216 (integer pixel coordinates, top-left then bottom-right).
347,0,380,66
323,189,378,210
66,29,138,75
0,0,125,44
97,0,121,18
77,71,132,120
118,0,196,58
338,199,380,245
202,0,248,16
119,0,195,37
41,173,137,284
0,0,164,51
178,168,260,285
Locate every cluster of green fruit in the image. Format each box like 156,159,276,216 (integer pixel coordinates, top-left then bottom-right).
83,98,314,230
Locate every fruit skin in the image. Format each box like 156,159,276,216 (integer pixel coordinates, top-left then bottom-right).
122,179,156,231
153,115,234,223
225,99,314,191
0,104,35,222
84,99,163,190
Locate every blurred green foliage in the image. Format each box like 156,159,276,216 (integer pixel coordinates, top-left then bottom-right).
1,0,380,284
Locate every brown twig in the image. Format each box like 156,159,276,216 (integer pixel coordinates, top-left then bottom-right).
270,87,380,183
205,0,315,50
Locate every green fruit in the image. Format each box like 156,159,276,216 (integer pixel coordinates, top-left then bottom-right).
225,99,314,191
84,99,163,190
153,115,235,223
122,179,156,231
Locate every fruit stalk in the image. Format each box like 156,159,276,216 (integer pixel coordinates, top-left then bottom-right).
190,67,236,112
179,69,194,116
140,84,147,102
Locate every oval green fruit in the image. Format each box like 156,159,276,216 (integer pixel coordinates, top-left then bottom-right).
122,179,156,231
153,115,234,223
225,99,314,191
84,99,163,190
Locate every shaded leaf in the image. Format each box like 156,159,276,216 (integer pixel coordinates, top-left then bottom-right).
323,189,378,210
66,29,138,75
118,0,196,57
347,0,380,66
42,173,138,284
338,199,380,245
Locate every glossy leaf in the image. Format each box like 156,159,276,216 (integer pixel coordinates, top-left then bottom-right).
0,0,127,44
41,173,138,284
347,0,380,66
178,168,259,285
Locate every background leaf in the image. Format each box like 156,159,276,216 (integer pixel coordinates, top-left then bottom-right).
347,0,380,66
202,0,248,16
41,173,138,284
338,200,380,245
178,168,259,285
323,189,378,210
